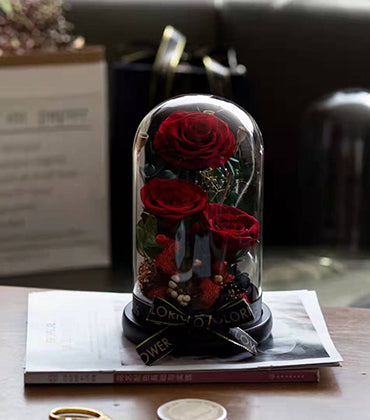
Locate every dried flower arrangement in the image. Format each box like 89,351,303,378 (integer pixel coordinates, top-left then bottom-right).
0,0,84,55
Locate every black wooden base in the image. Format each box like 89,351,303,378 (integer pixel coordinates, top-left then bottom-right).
122,301,273,357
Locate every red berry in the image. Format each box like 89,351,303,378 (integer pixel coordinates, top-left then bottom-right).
199,278,220,309
239,293,250,303
154,234,178,275
146,286,168,300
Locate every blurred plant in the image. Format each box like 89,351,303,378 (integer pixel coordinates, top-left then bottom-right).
0,0,84,55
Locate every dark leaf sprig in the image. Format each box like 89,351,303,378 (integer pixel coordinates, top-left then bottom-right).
136,213,163,259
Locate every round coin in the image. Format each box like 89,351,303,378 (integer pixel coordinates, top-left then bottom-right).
157,398,227,420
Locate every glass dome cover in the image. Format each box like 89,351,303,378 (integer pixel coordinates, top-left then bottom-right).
132,94,264,322
300,89,370,250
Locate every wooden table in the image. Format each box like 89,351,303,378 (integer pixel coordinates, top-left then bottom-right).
0,286,369,420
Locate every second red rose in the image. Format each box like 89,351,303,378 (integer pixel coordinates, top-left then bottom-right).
141,178,208,222
202,203,259,252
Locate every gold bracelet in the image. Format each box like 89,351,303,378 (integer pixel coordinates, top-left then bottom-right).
49,406,111,420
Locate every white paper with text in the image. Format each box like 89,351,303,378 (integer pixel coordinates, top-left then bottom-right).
0,61,109,274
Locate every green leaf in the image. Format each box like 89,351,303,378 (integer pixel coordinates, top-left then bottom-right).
140,159,174,181
143,213,157,235
157,169,177,180
234,249,248,263
144,243,163,260
140,164,156,181
136,222,146,257
227,160,235,176
223,191,239,206
136,214,163,259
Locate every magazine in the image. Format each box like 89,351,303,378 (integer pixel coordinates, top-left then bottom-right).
24,290,342,384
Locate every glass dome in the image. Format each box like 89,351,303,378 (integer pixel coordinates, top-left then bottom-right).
132,94,264,322
300,89,370,251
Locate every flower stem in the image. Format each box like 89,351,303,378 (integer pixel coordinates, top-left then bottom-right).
220,168,232,205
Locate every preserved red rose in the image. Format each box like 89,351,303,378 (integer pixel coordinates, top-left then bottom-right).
202,203,259,252
153,111,235,170
140,177,207,222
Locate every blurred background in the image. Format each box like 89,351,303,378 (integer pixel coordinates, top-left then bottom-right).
2,0,370,308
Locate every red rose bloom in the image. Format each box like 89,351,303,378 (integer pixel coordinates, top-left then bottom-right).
202,203,259,252
141,178,207,222
153,111,235,170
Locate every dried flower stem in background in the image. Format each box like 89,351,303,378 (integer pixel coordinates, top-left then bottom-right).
0,0,84,55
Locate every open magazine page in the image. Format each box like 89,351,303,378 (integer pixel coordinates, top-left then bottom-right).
25,290,342,377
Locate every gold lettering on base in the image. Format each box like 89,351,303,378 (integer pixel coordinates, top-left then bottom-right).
139,337,172,364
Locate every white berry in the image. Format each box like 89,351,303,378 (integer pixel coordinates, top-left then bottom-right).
170,290,178,299
171,274,180,283
168,280,177,289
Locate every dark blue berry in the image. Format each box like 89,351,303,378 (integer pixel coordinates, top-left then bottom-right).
234,273,251,290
